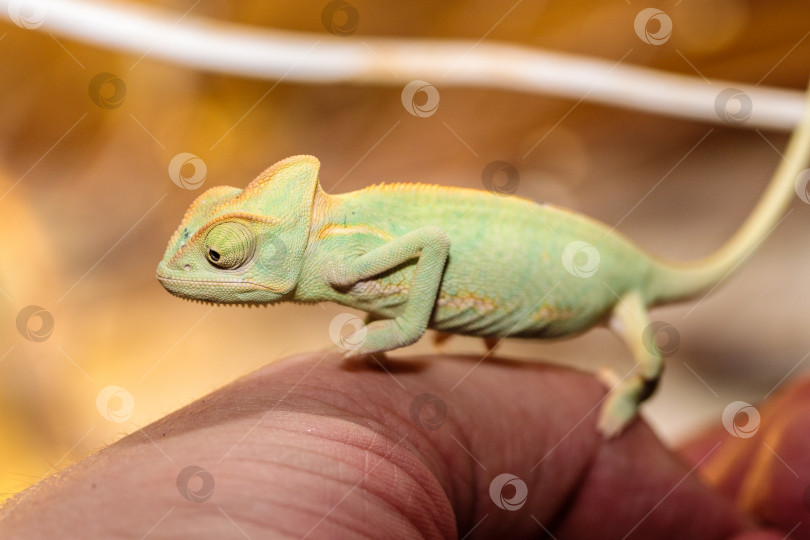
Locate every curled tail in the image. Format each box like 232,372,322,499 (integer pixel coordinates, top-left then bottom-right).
647,79,810,305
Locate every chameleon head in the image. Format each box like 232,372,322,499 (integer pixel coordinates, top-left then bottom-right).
156,155,322,305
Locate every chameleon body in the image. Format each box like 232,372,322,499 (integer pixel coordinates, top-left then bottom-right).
157,86,810,436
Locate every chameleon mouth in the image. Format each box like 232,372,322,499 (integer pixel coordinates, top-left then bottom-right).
155,273,284,304
155,274,251,287
155,274,263,287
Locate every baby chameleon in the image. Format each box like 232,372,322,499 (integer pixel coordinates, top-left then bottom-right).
157,85,810,437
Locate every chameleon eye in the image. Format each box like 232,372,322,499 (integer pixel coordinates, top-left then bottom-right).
203,222,256,269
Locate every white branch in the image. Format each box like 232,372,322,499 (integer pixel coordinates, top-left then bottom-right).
2,0,804,130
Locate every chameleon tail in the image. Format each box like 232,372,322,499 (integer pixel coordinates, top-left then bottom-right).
646,79,810,305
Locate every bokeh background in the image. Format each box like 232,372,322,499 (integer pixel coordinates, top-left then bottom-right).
1,0,809,503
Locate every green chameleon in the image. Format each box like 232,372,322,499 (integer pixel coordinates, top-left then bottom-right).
157,86,810,437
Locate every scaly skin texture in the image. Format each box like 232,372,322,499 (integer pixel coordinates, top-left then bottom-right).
303,183,651,339
157,84,810,436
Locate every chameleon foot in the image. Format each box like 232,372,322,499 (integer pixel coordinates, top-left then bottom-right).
596,367,622,389
597,375,646,438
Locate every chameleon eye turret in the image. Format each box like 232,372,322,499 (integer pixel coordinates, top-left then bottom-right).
203,221,256,270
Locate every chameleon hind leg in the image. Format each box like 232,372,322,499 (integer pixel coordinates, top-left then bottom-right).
597,290,663,438
432,331,453,352
483,337,500,353
431,334,500,354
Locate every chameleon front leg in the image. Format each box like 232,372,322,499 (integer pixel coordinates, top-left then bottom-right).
597,290,663,437
325,226,450,357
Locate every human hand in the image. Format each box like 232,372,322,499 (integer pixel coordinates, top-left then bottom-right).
0,352,802,539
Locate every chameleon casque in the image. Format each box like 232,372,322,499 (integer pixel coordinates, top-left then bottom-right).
157,85,810,437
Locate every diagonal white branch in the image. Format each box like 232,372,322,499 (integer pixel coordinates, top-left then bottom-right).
0,0,804,130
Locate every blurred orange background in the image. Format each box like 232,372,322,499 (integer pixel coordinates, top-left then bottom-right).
1,0,809,502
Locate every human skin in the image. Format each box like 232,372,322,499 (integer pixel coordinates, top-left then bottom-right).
0,352,803,539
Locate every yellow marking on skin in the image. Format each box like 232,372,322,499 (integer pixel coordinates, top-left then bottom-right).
316,224,394,242
437,291,497,313
532,303,573,322
351,280,408,297
351,280,497,315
